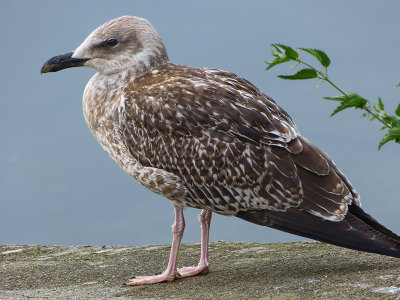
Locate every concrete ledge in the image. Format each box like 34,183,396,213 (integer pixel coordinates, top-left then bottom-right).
1,241,400,299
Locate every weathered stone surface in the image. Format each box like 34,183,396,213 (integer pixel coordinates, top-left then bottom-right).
1,241,400,299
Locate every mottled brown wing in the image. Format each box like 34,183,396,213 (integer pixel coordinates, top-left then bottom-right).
117,63,359,218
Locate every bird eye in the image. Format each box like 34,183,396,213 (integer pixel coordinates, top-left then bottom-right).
106,38,118,47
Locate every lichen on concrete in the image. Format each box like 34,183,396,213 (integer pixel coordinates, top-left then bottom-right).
1,241,400,299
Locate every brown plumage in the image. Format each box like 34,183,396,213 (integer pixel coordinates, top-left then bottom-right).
41,16,400,285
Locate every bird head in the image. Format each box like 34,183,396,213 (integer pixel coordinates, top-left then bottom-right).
41,16,168,75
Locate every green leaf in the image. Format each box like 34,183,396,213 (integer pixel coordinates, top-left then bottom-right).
277,68,317,80
298,48,331,67
323,95,347,102
378,97,384,110
395,104,400,117
265,57,291,70
396,82,400,87
382,115,400,127
378,126,400,149
271,44,283,54
273,44,298,60
323,93,368,116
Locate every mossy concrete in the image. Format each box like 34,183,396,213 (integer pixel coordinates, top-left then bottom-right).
1,241,400,299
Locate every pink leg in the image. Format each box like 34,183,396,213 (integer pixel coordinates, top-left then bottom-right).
126,206,185,286
178,209,212,277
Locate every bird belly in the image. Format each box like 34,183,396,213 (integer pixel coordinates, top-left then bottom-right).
88,115,187,206
83,86,188,206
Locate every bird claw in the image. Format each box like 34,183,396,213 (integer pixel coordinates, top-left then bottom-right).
177,264,209,278
125,272,178,286
125,265,209,286
130,271,161,279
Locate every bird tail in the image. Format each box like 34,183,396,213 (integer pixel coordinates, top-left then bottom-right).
236,204,400,258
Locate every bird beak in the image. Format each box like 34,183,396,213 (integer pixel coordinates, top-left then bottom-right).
40,52,90,74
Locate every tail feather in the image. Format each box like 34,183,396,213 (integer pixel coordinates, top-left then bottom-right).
236,204,400,258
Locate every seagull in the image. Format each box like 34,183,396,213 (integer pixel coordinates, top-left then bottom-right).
41,16,400,286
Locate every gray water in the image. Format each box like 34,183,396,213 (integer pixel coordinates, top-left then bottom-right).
1,0,399,246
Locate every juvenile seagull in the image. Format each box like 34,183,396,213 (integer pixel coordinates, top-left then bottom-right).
41,16,400,285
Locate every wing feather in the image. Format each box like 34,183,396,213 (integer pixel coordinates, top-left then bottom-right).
118,63,359,219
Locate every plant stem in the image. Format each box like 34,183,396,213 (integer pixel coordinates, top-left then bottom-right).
362,106,392,129
296,59,392,129
324,78,348,97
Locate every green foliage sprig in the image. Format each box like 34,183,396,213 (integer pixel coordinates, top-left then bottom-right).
265,44,400,149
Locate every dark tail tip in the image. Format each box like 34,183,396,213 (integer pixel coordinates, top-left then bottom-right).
237,205,400,258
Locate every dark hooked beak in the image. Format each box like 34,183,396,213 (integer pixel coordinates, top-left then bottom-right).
40,52,90,74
